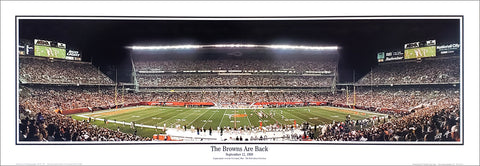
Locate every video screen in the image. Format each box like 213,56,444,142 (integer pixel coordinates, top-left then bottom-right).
34,45,66,59
404,46,436,59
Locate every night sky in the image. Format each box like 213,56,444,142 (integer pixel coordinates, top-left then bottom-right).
18,17,461,83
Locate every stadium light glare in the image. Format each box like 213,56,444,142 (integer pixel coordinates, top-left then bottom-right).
266,45,338,50
127,44,337,50
128,45,202,50
211,44,258,48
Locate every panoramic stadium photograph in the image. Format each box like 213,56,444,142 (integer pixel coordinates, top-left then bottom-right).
16,16,462,143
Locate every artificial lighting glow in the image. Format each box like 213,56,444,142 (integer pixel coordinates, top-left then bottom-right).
211,44,257,48
128,45,202,50
266,45,338,50
127,44,338,50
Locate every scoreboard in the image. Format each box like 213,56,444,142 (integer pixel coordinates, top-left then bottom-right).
31,39,81,61
377,40,459,63
404,40,436,59
34,39,66,59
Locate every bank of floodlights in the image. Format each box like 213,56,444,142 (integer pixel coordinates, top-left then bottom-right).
127,44,338,50
211,44,257,48
129,45,201,50
265,45,338,50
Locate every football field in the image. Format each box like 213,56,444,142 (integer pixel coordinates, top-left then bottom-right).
72,106,385,138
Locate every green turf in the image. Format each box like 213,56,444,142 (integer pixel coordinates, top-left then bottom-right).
71,115,166,139
72,106,384,138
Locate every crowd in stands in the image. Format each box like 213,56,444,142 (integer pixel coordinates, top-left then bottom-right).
19,56,114,85
19,84,459,142
316,100,460,141
331,86,460,111
20,86,327,107
133,59,337,73
21,86,117,111
133,58,338,88
19,86,144,141
137,74,334,88
20,85,458,113
18,103,150,142
18,55,461,142
357,58,460,85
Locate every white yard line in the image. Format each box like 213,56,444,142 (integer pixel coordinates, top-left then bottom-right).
244,110,252,126
133,108,169,125
217,109,228,128
282,110,308,123
201,110,219,128
76,114,162,129
181,110,205,124
76,106,151,118
157,108,196,125
269,111,283,125
186,109,210,127
322,106,387,116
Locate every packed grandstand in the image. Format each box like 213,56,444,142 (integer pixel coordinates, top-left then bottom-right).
18,43,461,142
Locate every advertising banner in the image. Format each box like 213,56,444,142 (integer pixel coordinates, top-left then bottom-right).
385,51,404,61
377,52,385,62
66,49,82,61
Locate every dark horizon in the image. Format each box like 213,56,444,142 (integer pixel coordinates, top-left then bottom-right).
18,17,461,83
